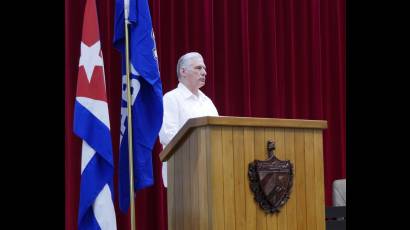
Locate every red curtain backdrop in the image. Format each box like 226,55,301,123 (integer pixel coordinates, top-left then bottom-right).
65,0,345,229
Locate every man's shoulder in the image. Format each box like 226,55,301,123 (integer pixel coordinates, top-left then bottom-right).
163,87,182,104
163,87,179,97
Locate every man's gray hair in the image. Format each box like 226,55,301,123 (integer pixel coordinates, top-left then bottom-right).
176,52,203,80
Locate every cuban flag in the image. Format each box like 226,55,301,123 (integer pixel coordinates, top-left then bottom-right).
73,0,117,229
113,0,163,212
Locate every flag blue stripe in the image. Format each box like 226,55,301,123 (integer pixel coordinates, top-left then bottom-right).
73,101,114,166
79,207,102,230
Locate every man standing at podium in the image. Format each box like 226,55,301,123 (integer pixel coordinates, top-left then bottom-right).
159,52,219,187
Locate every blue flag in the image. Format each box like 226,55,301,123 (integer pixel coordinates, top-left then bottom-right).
113,0,163,212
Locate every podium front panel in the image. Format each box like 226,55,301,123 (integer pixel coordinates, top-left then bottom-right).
167,124,325,230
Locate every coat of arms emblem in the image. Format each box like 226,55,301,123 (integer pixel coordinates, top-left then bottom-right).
248,140,294,213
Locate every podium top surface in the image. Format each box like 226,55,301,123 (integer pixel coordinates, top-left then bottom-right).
159,116,327,161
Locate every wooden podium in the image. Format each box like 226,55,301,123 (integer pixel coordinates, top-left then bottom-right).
159,116,327,230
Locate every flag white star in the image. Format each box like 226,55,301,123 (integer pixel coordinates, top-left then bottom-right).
79,41,103,82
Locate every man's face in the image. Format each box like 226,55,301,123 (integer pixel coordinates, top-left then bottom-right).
182,57,207,91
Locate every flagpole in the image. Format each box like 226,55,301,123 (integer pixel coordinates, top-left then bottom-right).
124,17,137,230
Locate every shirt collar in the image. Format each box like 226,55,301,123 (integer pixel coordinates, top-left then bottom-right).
178,82,205,100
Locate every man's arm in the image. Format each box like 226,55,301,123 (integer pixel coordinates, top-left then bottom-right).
159,94,179,147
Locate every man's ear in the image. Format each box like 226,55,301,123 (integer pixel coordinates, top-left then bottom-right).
180,67,186,76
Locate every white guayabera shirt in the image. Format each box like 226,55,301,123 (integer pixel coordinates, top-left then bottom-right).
159,83,219,187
